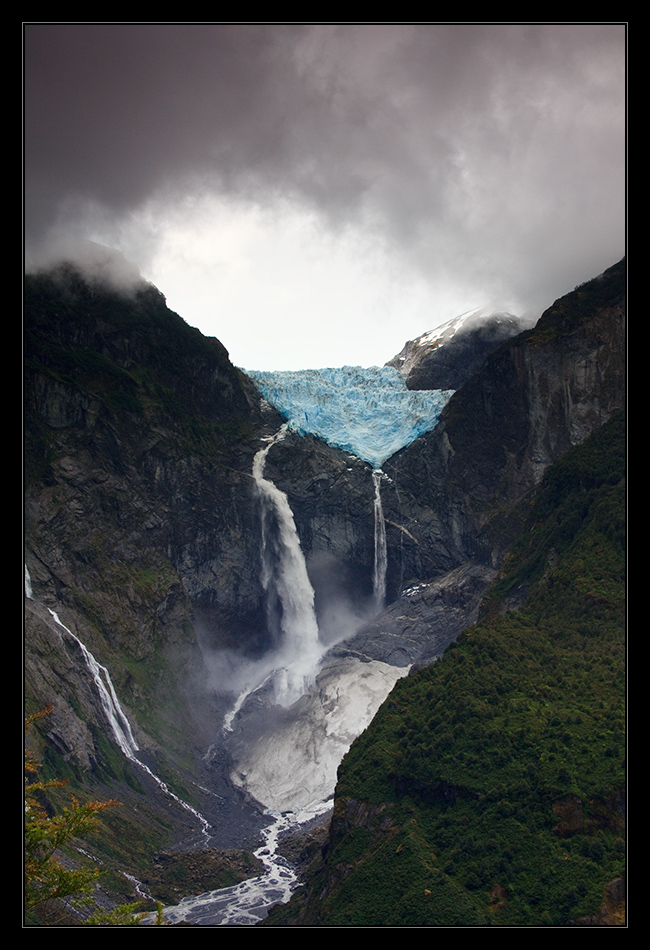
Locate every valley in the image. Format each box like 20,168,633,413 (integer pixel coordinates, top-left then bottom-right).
24,256,625,925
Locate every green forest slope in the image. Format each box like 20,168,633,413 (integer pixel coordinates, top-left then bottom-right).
270,409,625,927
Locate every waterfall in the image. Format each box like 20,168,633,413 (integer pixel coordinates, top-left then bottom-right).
49,606,140,758
372,470,387,611
251,425,322,707
247,366,453,628
244,366,454,620
25,567,211,841
26,566,136,754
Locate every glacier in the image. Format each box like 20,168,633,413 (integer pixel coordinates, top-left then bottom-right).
244,365,455,470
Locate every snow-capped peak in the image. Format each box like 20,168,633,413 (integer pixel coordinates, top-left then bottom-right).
415,306,498,349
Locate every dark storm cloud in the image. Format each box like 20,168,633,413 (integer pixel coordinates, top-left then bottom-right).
24,23,625,313
24,25,299,231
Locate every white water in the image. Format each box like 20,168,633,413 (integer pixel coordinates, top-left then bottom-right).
148,802,330,926
372,470,387,610
24,410,410,926
190,428,408,925
49,606,139,758
249,424,323,706
223,427,402,814
24,568,212,842
228,652,406,814
25,389,423,923
159,651,407,925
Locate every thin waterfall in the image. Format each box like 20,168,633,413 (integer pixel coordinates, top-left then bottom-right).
372,470,387,611
25,567,211,841
49,606,139,757
26,567,136,753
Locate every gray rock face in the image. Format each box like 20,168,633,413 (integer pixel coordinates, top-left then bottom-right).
384,260,626,570
24,266,282,787
25,267,278,663
335,561,498,669
24,599,101,771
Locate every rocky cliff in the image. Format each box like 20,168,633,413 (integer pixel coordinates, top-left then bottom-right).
383,258,626,569
264,260,625,656
24,257,625,765
24,263,285,832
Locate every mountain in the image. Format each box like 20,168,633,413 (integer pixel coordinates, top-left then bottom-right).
265,260,626,926
24,255,625,924
267,410,625,926
385,307,529,390
24,260,285,870
262,260,624,621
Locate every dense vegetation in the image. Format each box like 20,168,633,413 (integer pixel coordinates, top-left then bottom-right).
271,410,625,926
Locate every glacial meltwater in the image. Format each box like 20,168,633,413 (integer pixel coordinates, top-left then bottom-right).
157,369,455,924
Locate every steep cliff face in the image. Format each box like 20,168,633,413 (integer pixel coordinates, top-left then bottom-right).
268,407,626,927
24,263,282,787
262,262,626,928
263,260,625,632
382,259,626,573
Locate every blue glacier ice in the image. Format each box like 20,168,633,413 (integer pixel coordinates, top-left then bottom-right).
244,366,455,469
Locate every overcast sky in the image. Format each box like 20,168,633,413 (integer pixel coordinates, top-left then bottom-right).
24,23,626,370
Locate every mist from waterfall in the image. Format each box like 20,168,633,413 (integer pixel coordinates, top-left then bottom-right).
217,425,324,729
25,364,454,924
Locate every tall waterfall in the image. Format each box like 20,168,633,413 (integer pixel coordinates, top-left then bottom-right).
251,425,322,707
